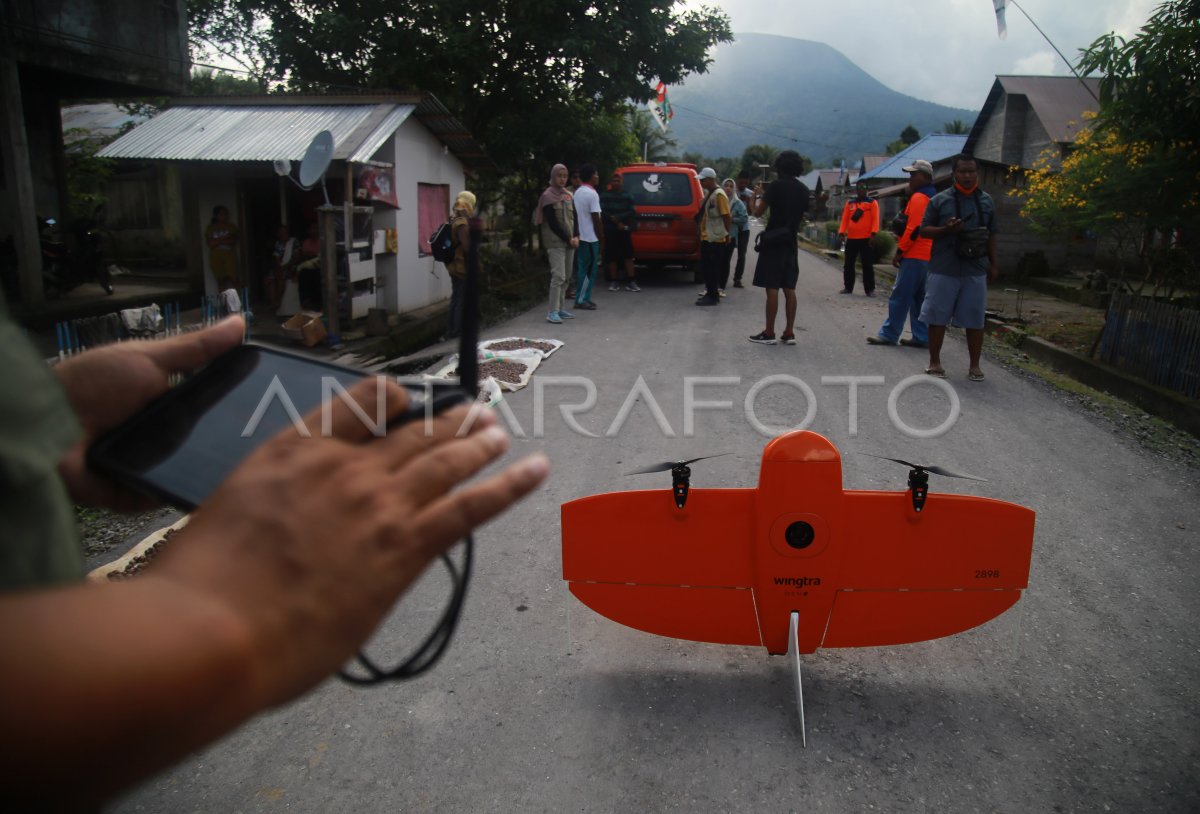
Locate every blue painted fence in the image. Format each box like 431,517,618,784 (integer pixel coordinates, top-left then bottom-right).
1098,292,1200,399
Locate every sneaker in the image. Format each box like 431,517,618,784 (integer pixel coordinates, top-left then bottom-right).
748,332,776,344
839,289,853,295
718,289,727,297
866,335,898,346
547,311,563,324
558,309,575,319
899,338,928,348
699,287,708,296
625,282,641,292
865,291,876,297
732,280,745,288
576,301,597,310
608,282,621,292
695,296,719,306
780,334,797,345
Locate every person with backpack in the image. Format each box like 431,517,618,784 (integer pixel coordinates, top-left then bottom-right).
441,191,476,339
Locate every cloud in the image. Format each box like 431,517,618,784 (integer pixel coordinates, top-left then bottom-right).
686,0,1163,109
1012,50,1060,75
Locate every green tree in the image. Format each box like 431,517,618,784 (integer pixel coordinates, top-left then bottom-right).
900,124,920,145
1076,0,1200,242
740,144,780,177
188,66,267,95
943,119,969,134
629,108,678,163
188,0,732,176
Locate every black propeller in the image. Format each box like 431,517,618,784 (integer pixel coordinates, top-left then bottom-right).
868,455,987,482
625,453,730,476
867,454,987,513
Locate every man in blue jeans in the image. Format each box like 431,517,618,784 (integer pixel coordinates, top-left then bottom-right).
572,164,604,310
867,159,935,348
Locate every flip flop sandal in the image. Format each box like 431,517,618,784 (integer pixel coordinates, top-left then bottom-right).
925,367,947,378
968,370,986,381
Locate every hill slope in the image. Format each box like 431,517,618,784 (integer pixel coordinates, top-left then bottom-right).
666,33,977,164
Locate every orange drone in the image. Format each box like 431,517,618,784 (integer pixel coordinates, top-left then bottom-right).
561,430,1035,743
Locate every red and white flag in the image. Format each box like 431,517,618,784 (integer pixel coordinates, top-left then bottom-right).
993,0,1008,39
647,81,673,134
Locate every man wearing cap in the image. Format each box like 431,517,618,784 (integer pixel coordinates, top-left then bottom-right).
917,154,999,381
695,167,731,306
867,159,935,348
837,180,880,295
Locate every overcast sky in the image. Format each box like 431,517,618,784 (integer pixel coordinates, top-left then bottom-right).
688,0,1160,110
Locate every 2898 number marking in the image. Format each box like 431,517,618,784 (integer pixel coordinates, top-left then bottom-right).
975,569,1001,579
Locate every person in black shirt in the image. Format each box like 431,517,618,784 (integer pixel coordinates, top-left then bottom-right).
748,150,809,345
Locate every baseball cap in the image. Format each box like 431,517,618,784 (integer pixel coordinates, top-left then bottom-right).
903,159,934,175
697,167,717,180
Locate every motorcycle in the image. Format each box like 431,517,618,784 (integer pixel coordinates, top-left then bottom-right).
39,213,114,297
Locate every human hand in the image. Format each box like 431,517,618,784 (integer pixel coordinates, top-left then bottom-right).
892,253,901,268
987,263,999,283
55,317,246,511
945,217,964,233
569,237,580,248
155,377,548,706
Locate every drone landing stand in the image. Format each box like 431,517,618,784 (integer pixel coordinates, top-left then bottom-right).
562,431,1035,739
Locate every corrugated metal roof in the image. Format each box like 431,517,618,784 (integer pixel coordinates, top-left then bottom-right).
98,103,413,162
347,105,415,164
99,93,495,172
857,134,968,181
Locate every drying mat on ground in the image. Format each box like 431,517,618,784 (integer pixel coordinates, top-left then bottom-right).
427,351,541,393
478,337,564,359
88,515,190,582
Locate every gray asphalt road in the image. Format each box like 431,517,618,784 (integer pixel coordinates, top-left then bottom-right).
112,245,1199,813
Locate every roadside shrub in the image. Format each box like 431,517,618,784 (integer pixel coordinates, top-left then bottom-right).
870,230,896,262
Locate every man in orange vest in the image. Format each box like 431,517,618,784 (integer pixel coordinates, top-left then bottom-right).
868,159,934,347
837,180,880,295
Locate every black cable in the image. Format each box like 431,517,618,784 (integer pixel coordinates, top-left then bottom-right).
338,539,473,683
337,211,483,685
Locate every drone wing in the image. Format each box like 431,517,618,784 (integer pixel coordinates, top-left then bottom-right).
819,490,1035,648
562,488,762,646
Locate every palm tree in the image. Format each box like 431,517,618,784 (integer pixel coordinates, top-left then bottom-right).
943,119,969,134
629,109,677,163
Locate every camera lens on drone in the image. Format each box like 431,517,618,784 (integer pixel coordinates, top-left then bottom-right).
785,522,815,549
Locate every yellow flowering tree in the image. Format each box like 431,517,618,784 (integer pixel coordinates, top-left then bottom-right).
1018,0,1199,298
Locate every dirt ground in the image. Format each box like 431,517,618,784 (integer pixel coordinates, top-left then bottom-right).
987,286,1107,356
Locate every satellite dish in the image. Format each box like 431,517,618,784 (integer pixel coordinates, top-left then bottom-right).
272,159,292,177
298,130,335,189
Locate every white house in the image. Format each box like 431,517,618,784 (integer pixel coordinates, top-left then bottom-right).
99,93,489,319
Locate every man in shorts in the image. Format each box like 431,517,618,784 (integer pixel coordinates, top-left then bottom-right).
600,171,640,292
748,150,809,344
917,154,999,380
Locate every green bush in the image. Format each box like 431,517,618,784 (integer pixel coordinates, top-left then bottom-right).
870,230,896,262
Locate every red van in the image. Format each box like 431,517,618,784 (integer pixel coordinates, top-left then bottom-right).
613,163,703,272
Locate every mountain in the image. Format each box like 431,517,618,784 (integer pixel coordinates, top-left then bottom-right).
665,33,977,165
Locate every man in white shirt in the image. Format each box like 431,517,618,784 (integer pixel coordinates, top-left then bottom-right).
572,164,604,310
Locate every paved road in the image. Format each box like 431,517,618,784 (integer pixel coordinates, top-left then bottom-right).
113,245,1199,813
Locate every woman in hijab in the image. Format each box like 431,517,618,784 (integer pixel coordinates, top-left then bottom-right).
445,191,476,339
535,164,579,324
